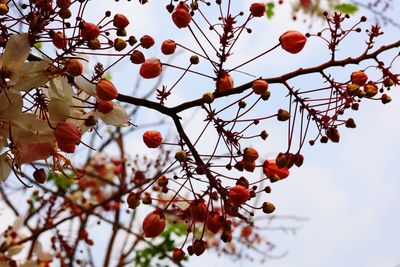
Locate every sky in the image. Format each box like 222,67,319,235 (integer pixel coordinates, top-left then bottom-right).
1,1,400,267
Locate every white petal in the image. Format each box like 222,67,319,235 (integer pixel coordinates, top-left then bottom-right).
49,76,73,102
2,33,30,74
48,98,71,125
0,153,12,182
12,61,49,91
74,76,96,96
100,102,130,126
0,91,23,120
6,245,24,256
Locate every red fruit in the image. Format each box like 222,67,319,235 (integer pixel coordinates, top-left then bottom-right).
54,121,81,153
139,58,162,79
351,71,368,86
97,101,113,114
113,14,129,29
96,79,118,101
172,8,192,28
142,209,166,238
65,59,83,76
140,35,155,49
217,72,234,92
249,3,266,17
279,30,307,54
262,160,289,180
161,39,176,55
52,31,67,49
81,22,100,41
143,130,163,148
190,199,207,222
206,212,222,234
228,185,250,205
252,79,269,95
172,248,185,263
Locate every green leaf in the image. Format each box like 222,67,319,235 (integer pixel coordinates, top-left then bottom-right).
334,3,358,14
266,2,275,19
34,42,42,49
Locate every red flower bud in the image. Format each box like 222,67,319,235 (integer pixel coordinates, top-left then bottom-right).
96,79,118,101
142,209,166,238
143,130,163,148
252,79,269,95
351,71,368,86
140,58,162,79
54,121,81,153
113,14,129,29
65,59,83,76
206,212,222,234
279,30,307,54
161,39,177,55
52,31,67,49
97,101,113,114
381,93,392,104
364,83,378,97
228,185,250,205
217,72,234,92
242,160,256,172
127,192,140,209
140,35,155,49
81,22,100,41
249,3,266,17
130,50,145,64
172,248,185,263
172,8,192,28
33,168,47,184
190,199,207,222
262,160,289,181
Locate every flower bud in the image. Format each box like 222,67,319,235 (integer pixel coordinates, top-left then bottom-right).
87,37,101,50
228,185,250,205
279,30,307,54
172,248,185,263
175,150,187,162
262,201,276,214
161,39,176,55
140,35,155,49
252,79,269,95
242,160,256,172
275,152,289,168
59,8,71,19
326,127,340,143
142,209,166,238
33,169,47,184
250,3,266,17
381,94,392,104
351,71,368,86
81,22,101,41
277,109,290,121
116,28,127,37
51,31,68,49
56,0,71,10
143,130,162,148
140,58,162,79
114,38,127,51
206,212,222,234
293,153,304,167
113,14,129,29
96,79,118,101
346,84,359,96
260,130,269,140
0,3,9,15
192,239,206,256
345,118,357,128
54,121,81,153
65,59,83,77
243,147,259,162
364,83,378,97
383,77,394,87
202,92,214,104
190,55,200,64
216,72,234,93
130,50,145,64
172,8,192,28
127,192,140,209
97,101,113,114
